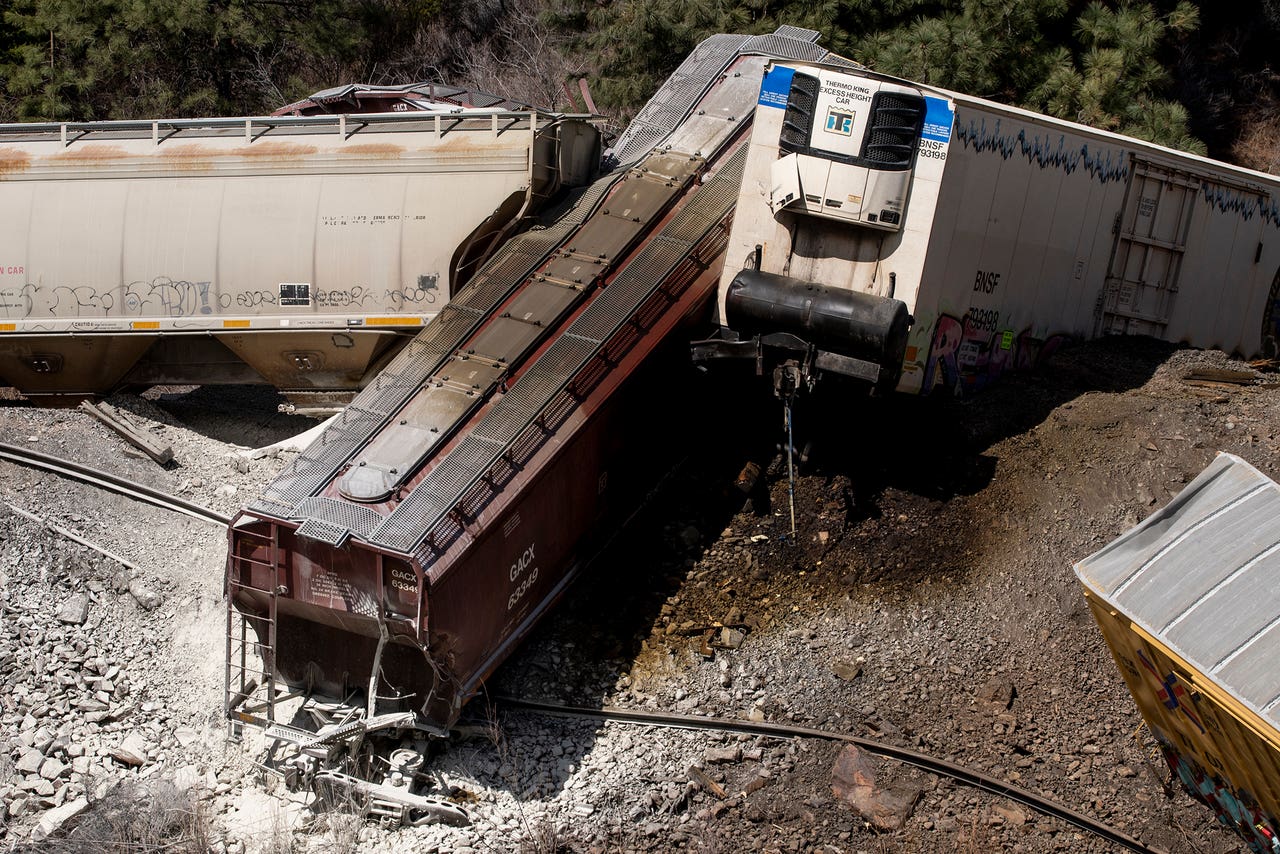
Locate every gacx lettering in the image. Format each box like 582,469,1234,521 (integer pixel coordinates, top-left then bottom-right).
509,544,535,582
507,543,539,611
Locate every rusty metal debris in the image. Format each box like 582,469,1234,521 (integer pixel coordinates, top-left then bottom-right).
734,461,761,493
248,698,469,828
312,769,470,828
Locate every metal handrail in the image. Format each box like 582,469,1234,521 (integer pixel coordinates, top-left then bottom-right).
0,109,597,145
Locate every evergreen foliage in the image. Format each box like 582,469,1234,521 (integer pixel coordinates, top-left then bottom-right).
0,0,449,120
0,0,1272,161
566,0,1209,153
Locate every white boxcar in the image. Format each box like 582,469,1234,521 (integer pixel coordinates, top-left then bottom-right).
0,110,600,400
716,59,1280,395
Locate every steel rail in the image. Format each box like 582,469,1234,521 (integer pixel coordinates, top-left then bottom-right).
0,441,230,527
495,697,1167,854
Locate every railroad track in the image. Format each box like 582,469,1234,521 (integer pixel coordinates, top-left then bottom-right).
496,697,1168,854
0,441,229,527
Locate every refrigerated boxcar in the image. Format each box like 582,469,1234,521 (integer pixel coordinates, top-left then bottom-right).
1076,453,1280,853
705,59,1280,396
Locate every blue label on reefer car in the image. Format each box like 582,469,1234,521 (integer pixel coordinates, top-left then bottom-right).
922,96,954,141
758,66,796,109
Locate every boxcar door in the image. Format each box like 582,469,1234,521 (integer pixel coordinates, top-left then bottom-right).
1099,159,1199,337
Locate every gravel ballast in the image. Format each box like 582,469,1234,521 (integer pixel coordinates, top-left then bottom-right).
0,339,1265,852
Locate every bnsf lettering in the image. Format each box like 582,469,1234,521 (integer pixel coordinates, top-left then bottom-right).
974,270,1001,293
917,139,947,160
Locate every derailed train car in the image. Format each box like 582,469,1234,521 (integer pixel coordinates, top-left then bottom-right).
224,27,847,739
700,59,1280,397
0,105,599,407
1076,454,1280,853
227,23,1280,756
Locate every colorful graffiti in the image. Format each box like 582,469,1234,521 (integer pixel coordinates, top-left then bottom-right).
1160,739,1280,853
953,116,1130,184
1136,649,1206,734
920,312,1068,395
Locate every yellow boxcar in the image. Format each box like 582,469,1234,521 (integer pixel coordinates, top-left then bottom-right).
1077,452,1280,853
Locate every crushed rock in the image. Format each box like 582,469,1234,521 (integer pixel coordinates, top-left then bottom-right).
0,342,1266,852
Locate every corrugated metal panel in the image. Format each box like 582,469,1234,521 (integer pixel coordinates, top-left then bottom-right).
1079,473,1280,854
770,25,821,43
1076,452,1280,728
740,33,829,62
296,518,352,547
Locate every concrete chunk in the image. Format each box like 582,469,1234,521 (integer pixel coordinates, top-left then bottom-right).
127,580,163,611
15,749,44,775
38,757,67,781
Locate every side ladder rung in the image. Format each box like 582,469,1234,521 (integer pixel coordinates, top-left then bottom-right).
231,556,276,569
228,579,281,594
225,528,281,733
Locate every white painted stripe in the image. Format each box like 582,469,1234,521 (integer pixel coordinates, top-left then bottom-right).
1111,483,1269,597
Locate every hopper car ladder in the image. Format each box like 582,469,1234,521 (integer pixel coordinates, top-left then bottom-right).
225,525,284,738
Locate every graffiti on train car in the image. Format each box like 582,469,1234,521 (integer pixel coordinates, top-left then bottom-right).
314,287,374,309
1201,180,1280,229
921,311,1068,394
387,275,440,309
953,116,1130,185
51,285,120,316
0,277,441,319
0,284,34,314
136,278,215,316
233,290,280,309
0,277,218,319
1161,741,1280,854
